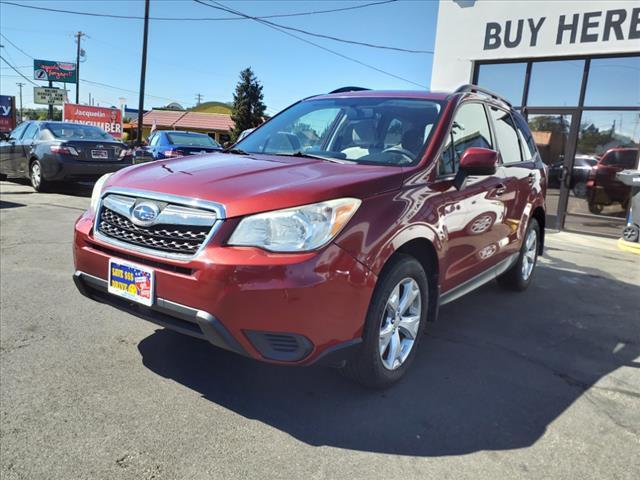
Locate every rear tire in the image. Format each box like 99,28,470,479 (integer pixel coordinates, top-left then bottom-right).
0,173,7,181
497,218,540,292
29,160,49,192
340,254,429,389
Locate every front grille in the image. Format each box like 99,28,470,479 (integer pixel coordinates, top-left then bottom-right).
98,206,213,255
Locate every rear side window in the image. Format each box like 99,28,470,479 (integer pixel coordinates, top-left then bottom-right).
149,134,160,146
602,150,639,168
22,123,39,141
514,113,537,161
439,102,493,176
490,107,522,165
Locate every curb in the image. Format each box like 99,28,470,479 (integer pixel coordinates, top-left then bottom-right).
617,238,640,255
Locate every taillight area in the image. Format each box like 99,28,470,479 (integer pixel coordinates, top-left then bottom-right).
118,148,133,160
50,144,79,156
162,149,186,158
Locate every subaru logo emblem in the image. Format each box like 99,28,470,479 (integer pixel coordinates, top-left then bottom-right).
131,202,160,227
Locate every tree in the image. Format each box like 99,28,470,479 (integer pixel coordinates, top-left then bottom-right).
231,67,266,141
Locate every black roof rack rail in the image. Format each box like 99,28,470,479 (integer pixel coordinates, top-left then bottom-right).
329,86,370,94
452,84,512,107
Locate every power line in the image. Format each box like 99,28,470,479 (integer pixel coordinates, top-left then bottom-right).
0,32,34,58
194,0,430,53
0,0,397,21
198,1,428,88
0,55,37,85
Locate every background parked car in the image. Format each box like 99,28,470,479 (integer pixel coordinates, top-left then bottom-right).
587,147,639,214
142,130,222,160
0,121,133,192
548,154,597,198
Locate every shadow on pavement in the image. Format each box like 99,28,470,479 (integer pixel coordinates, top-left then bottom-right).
0,199,26,209
138,255,639,456
1,179,93,197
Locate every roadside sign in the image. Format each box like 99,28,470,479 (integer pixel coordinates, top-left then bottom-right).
0,95,17,133
34,87,66,105
33,59,77,83
63,103,123,139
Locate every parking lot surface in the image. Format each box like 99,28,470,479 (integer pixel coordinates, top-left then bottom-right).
1,180,639,480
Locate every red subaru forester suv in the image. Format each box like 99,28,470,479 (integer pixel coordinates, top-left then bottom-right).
73,85,546,388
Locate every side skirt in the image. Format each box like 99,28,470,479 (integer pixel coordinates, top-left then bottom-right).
439,253,519,306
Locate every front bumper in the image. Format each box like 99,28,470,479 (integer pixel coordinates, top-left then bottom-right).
73,211,376,366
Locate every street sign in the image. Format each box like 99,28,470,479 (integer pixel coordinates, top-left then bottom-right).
33,59,77,83
34,87,66,106
63,104,123,139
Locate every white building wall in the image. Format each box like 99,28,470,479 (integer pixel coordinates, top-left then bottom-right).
431,0,640,91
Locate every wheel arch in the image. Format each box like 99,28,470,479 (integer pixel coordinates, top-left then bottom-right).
383,237,440,322
531,206,545,255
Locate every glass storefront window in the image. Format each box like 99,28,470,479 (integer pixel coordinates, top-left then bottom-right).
567,111,639,222
476,62,526,106
585,56,640,107
527,60,584,106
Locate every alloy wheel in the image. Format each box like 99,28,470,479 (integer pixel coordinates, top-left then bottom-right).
30,162,41,189
521,228,538,280
379,277,421,370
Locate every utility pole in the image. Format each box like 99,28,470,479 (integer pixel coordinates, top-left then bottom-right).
75,31,86,104
137,0,150,146
16,82,24,122
195,93,203,106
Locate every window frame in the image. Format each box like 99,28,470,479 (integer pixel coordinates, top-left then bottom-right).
488,105,526,166
22,122,40,142
9,122,29,141
436,100,495,179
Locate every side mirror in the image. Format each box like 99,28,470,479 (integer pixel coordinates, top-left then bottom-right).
454,147,499,189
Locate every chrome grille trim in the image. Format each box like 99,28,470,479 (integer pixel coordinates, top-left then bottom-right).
93,187,226,260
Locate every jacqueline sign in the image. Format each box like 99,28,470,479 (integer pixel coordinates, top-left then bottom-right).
33,59,77,83
63,104,123,139
0,95,16,133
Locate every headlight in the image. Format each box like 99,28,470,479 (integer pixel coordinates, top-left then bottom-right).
89,173,113,213
228,198,361,252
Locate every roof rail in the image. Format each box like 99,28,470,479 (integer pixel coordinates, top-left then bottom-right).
453,84,512,107
329,86,370,94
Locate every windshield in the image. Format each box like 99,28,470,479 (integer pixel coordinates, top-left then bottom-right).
46,123,114,141
235,97,442,165
167,132,220,147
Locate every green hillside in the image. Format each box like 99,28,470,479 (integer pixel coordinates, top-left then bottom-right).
190,101,232,114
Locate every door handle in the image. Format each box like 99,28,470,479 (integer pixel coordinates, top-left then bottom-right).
527,172,536,185
494,183,508,196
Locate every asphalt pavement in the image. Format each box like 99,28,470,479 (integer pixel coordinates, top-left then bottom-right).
1,179,639,480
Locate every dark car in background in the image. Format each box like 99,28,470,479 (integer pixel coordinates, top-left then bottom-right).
587,147,639,214
142,130,222,160
548,154,597,198
0,121,133,192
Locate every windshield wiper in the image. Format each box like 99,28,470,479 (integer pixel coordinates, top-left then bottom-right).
284,151,353,164
223,147,250,155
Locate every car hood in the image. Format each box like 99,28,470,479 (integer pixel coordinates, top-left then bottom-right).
105,152,405,218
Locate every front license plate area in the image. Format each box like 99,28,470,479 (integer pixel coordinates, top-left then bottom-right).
108,259,154,306
91,149,108,159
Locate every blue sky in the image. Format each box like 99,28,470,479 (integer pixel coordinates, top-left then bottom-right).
0,0,438,113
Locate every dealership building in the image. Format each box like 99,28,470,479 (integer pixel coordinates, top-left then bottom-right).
431,0,639,237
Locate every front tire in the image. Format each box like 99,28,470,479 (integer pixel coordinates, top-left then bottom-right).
30,160,49,192
341,254,429,389
497,218,540,291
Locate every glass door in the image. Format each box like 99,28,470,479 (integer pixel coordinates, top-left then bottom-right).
525,110,579,230
564,111,639,237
